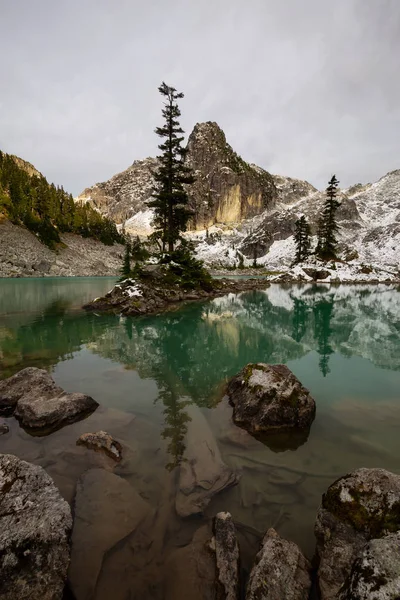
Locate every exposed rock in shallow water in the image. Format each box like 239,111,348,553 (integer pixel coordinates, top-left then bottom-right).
0,367,98,432
315,468,400,600
0,453,72,600
227,363,316,435
176,404,238,517
76,430,122,461
68,468,152,600
339,531,400,599
246,528,312,600
213,512,240,600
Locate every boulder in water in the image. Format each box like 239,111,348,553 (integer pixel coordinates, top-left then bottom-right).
227,363,316,435
0,367,98,433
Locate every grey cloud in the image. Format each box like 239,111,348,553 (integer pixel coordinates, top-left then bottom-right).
0,0,399,195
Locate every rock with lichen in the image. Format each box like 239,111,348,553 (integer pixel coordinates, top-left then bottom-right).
0,454,72,600
76,430,122,461
226,363,316,435
315,468,400,600
338,531,400,599
212,512,240,600
246,528,312,600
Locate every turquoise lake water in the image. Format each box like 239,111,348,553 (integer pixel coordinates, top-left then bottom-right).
1,277,400,597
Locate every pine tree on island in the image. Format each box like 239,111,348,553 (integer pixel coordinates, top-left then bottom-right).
316,175,340,260
120,242,131,280
148,82,195,254
294,215,311,263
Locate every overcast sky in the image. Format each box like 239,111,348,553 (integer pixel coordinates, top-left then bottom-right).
1,0,399,195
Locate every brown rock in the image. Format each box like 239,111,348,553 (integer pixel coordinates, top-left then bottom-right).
76,430,122,461
0,367,98,433
176,405,238,517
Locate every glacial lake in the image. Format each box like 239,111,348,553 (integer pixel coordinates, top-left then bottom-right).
1,277,400,598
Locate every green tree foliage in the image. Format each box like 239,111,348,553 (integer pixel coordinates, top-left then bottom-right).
148,82,194,253
294,215,311,263
120,243,132,280
0,151,122,248
316,175,340,260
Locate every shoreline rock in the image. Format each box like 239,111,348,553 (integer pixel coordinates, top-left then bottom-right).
227,363,316,435
0,367,99,433
315,468,400,599
0,453,72,600
213,512,240,600
246,528,312,600
339,532,400,599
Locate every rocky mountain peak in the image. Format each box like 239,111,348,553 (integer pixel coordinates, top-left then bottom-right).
186,121,277,229
77,122,278,234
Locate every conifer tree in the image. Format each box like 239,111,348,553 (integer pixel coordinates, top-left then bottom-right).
149,82,194,253
120,243,131,279
294,215,311,263
316,175,340,259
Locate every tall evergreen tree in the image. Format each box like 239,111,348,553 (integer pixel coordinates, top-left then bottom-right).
149,82,194,253
294,215,311,263
316,175,340,259
120,243,131,279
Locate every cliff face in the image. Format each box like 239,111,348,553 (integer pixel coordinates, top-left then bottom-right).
76,122,277,234
186,122,277,229
76,157,157,226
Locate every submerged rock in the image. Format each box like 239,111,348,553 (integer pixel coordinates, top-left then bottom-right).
76,430,122,462
164,525,216,600
165,513,240,600
68,468,152,600
0,453,72,600
213,512,240,600
246,528,312,600
315,468,400,600
0,367,98,432
227,363,316,435
339,532,400,599
176,404,238,517
0,419,9,434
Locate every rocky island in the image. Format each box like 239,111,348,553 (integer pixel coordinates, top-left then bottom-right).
83,264,269,317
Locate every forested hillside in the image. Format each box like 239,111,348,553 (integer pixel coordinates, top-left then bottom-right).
0,151,123,248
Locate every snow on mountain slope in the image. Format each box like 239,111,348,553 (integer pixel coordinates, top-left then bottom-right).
193,169,400,270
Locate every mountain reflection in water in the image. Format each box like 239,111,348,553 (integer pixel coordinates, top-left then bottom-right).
1,279,400,585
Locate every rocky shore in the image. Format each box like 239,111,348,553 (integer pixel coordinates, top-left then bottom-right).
83,269,270,316
2,366,400,599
